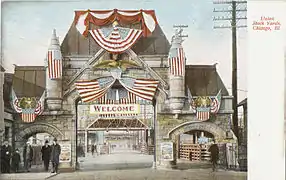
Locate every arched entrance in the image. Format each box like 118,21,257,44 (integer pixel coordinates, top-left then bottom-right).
13,123,64,172
15,123,64,143
165,121,228,167
168,121,227,142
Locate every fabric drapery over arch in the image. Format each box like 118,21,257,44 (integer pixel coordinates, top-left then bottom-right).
89,26,143,53
75,76,159,103
74,9,158,37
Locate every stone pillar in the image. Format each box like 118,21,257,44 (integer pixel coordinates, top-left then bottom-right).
176,135,180,159
45,29,62,111
168,29,186,113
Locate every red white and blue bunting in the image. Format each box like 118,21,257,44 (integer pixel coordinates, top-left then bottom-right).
74,9,158,37
11,89,45,123
75,77,159,103
187,88,222,121
89,26,143,53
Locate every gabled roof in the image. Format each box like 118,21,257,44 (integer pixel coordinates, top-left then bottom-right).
238,98,247,107
1,65,5,72
185,65,229,96
61,22,170,57
12,66,45,98
11,64,230,98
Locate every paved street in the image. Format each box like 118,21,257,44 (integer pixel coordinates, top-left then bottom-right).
78,149,153,171
0,149,247,180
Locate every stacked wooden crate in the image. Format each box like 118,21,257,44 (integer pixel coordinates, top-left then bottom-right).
148,145,155,155
179,144,201,161
200,144,211,161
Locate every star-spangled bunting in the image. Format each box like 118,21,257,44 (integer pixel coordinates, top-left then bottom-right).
187,89,222,121
10,89,46,123
75,77,158,103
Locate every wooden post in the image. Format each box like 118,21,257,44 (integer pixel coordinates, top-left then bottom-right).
85,130,88,155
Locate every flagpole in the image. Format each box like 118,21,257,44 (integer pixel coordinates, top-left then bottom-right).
152,99,157,169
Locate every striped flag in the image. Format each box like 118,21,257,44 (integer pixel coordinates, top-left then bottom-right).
187,87,196,111
35,91,46,115
119,78,159,101
168,47,185,76
10,88,22,113
119,88,137,104
89,26,143,53
210,90,222,113
21,108,36,123
47,50,62,79
75,77,115,103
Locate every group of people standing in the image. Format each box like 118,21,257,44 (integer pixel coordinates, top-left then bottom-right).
0,138,61,174
41,138,61,173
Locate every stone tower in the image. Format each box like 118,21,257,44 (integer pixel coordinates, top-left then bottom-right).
45,29,63,111
168,29,186,113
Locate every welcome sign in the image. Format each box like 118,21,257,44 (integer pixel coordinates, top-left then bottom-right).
90,104,140,115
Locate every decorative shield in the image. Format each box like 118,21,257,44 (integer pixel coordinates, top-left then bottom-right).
21,108,36,123
196,107,210,121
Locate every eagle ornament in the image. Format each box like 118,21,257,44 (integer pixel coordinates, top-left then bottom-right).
11,89,45,123
187,88,222,121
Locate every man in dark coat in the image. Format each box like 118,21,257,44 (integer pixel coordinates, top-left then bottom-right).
23,142,33,172
208,141,219,172
50,138,61,173
1,140,12,173
41,140,51,172
11,148,21,173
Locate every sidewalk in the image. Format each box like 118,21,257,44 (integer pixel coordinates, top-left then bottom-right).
0,168,247,180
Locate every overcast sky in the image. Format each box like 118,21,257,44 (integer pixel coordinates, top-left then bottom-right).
1,0,248,102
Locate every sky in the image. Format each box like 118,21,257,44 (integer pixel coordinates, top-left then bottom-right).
1,0,248,102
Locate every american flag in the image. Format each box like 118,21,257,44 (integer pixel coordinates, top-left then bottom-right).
187,87,196,111
35,91,46,115
210,90,222,114
119,88,137,104
11,89,22,113
196,107,210,121
119,78,159,101
47,50,62,79
75,77,115,103
168,47,185,76
21,108,36,123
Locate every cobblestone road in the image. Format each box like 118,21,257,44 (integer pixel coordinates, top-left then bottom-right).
0,149,247,180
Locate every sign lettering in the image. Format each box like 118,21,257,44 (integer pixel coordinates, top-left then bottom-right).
90,104,140,115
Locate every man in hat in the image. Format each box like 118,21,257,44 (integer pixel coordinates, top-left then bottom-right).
208,140,219,172
1,140,12,173
50,138,61,173
23,141,33,172
41,140,51,172
11,148,21,173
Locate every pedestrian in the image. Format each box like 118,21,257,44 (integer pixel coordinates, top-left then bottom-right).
23,141,33,172
91,144,95,156
1,140,12,173
41,140,51,172
208,140,219,172
11,148,21,173
50,138,61,174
